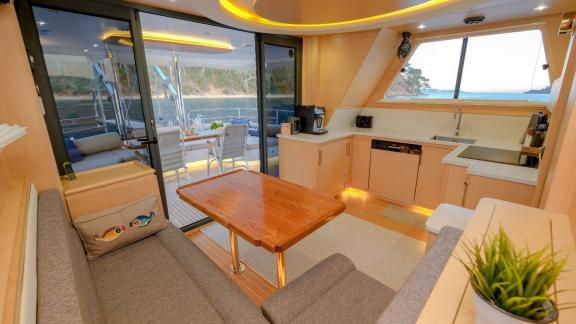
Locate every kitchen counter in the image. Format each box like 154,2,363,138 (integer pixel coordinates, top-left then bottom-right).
443,144,538,185
277,128,538,186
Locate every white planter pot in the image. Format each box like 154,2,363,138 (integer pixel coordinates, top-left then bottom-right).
472,288,557,324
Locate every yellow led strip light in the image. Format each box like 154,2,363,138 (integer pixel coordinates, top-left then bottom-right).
102,30,234,50
220,0,452,28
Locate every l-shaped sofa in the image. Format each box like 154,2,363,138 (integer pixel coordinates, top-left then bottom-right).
38,189,463,323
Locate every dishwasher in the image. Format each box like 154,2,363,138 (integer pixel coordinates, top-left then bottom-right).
368,140,422,203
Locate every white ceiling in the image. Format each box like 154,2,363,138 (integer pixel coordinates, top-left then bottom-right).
393,0,576,33
32,7,258,69
128,0,576,35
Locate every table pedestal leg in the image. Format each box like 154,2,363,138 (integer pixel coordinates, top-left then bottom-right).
229,231,245,273
276,251,286,288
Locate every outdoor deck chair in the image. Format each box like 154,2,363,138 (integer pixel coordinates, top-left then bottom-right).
207,124,249,175
157,126,190,185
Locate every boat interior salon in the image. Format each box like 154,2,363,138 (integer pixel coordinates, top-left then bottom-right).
1,0,576,323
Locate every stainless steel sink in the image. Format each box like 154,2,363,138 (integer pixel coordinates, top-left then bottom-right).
430,135,476,144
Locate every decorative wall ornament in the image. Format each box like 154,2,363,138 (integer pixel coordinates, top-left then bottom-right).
397,32,412,59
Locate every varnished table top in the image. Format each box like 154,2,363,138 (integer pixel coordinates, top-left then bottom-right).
177,170,345,252
183,130,218,142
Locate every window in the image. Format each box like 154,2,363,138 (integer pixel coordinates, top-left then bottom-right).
386,39,462,100
385,30,551,102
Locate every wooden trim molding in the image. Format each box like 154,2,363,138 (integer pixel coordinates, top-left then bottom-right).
302,36,319,105
0,178,31,324
532,36,576,207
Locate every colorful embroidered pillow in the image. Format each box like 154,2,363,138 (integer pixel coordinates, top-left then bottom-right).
73,194,168,259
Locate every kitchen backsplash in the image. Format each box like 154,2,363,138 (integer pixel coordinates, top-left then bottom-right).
329,107,530,145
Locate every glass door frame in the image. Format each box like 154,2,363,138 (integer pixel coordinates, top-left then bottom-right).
14,0,171,216
256,34,303,174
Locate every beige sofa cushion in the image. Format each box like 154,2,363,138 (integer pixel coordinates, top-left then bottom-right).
74,133,123,155
73,194,168,258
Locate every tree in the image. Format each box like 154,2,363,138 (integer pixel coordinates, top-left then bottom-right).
387,63,430,97
402,64,430,93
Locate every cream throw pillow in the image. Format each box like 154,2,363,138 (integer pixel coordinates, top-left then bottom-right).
73,133,122,155
73,194,168,259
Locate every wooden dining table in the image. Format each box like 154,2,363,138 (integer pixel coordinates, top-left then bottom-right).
177,170,345,288
182,130,219,142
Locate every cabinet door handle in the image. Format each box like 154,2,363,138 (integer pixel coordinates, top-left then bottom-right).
462,180,469,206
318,151,322,166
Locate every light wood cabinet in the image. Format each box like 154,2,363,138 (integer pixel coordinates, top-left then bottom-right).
440,165,535,208
278,139,319,189
462,175,535,209
279,137,350,196
281,136,536,208
61,162,163,220
415,145,454,208
316,139,350,195
369,148,420,204
441,165,469,206
349,136,372,190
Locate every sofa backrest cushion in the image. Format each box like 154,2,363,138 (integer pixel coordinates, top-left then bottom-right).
377,226,463,324
74,133,122,155
37,190,103,324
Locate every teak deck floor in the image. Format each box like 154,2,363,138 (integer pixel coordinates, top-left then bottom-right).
184,188,431,304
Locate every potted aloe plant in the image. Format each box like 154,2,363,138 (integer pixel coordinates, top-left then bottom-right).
459,228,568,324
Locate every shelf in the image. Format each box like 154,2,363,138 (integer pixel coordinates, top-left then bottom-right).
0,124,27,153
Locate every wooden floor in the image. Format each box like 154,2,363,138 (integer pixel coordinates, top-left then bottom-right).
183,187,433,304
339,188,432,241
186,228,277,304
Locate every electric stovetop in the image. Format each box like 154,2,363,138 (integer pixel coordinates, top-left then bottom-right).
457,145,521,166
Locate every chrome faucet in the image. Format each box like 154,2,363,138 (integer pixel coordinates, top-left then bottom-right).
454,107,463,137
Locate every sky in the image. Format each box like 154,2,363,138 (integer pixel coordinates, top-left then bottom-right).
407,30,550,93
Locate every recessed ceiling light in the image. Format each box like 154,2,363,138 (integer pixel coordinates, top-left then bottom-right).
83,49,89,53
417,24,427,30
534,5,548,11
93,43,99,47
37,21,47,26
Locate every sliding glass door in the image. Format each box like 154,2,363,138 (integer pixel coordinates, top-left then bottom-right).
138,12,261,228
258,36,302,176
17,0,302,230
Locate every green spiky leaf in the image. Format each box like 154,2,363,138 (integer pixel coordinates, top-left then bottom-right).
458,227,570,321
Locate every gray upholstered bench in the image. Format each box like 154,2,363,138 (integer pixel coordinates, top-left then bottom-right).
37,190,268,324
37,188,462,324
262,226,463,324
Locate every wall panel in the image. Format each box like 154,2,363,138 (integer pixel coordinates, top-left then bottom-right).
0,4,61,192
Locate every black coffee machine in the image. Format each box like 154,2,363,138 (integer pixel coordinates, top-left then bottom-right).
295,105,328,135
